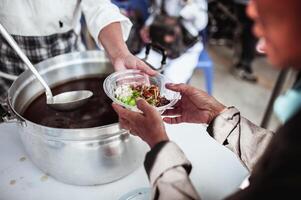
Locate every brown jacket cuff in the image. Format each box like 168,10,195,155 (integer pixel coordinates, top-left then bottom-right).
207,106,241,145
144,141,192,186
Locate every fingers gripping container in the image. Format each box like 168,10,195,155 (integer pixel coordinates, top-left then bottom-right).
103,69,180,114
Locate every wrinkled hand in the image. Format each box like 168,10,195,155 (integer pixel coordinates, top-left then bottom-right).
112,99,168,148
163,83,226,125
111,51,156,76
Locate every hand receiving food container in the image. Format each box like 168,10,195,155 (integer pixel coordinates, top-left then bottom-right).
103,69,180,114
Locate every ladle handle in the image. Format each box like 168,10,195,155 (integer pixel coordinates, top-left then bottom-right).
0,23,53,101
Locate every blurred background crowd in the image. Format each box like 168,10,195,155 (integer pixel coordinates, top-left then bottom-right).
80,0,299,132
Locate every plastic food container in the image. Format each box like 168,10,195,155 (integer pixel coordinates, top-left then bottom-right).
103,69,180,113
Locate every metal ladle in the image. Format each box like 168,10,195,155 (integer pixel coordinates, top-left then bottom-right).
0,24,93,111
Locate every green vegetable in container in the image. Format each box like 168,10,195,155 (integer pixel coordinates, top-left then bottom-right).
114,84,170,107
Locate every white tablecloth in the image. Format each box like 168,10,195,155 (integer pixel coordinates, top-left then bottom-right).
0,123,248,200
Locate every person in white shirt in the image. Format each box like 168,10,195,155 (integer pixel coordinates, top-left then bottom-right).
0,0,155,100
137,0,208,84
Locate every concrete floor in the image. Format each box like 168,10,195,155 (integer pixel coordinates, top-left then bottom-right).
189,45,285,132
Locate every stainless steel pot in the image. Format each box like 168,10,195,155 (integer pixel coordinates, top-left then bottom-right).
0,51,149,186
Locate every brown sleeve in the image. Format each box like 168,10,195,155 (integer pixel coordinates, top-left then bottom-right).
207,107,274,171
144,141,200,200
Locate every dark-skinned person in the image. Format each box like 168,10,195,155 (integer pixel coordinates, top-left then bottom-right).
112,0,301,199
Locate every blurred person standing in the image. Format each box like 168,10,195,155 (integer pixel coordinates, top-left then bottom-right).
137,0,208,84
233,0,258,82
0,0,155,101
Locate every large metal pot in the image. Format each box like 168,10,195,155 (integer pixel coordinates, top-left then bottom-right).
0,51,149,186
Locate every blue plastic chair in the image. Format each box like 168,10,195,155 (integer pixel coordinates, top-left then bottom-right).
111,0,131,10
194,28,214,95
112,0,150,21
196,49,214,95
129,0,150,21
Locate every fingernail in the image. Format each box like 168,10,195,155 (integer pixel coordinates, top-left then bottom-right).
136,98,143,103
112,103,121,110
166,83,175,87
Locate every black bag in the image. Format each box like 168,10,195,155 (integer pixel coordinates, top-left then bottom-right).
125,9,145,54
149,0,199,59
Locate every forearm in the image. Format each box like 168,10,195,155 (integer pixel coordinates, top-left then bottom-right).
207,107,274,171
145,141,200,200
98,22,130,60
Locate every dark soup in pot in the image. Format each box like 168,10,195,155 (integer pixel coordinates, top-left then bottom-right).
22,77,118,128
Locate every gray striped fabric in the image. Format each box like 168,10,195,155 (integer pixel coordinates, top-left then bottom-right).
0,30,84,100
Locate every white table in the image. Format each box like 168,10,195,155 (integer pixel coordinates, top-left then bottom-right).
0,123,248,200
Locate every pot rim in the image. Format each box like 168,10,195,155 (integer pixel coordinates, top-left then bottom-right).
5,50,126,140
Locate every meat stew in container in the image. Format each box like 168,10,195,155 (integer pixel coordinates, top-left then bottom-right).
22,77,118,129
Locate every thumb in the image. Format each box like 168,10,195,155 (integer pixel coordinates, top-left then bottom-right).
113,59,126,71
136,98,156,115
137,59,157,76
166,83,203,96
165,83,190,94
